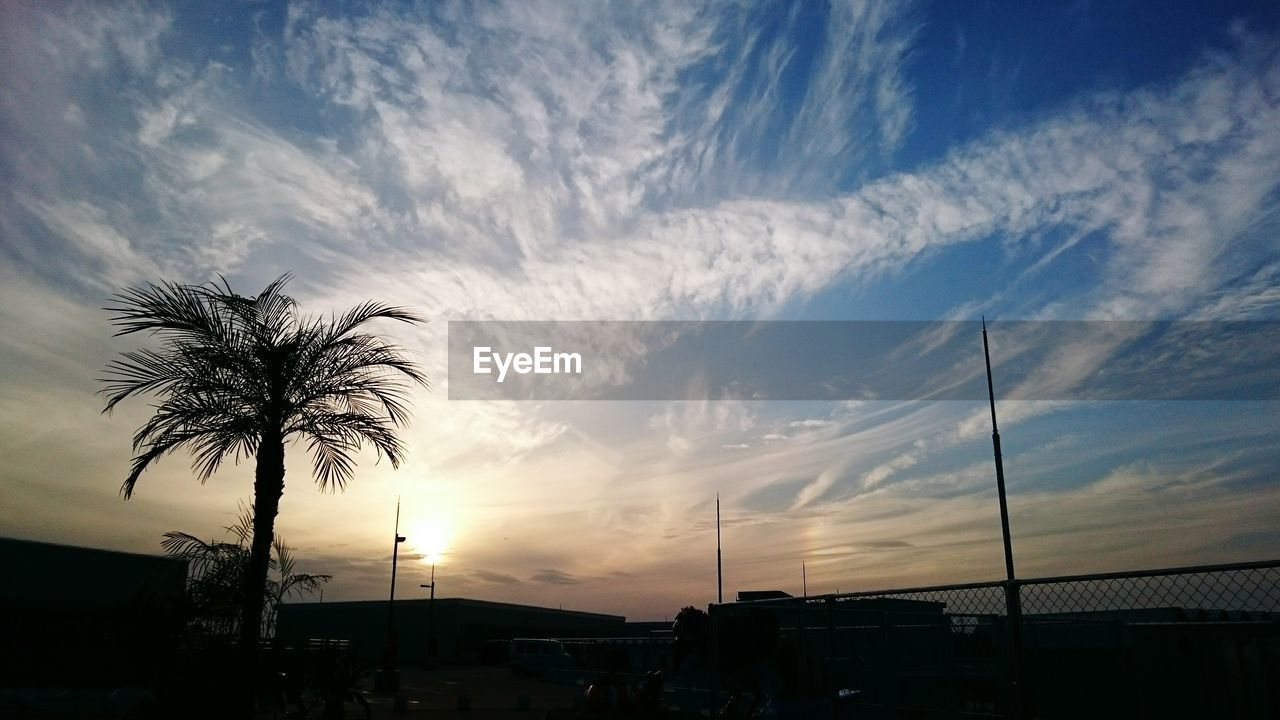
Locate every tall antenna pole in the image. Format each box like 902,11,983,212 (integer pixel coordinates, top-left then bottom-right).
983,318,1023,718
802,562,807,597
983,319,1017,584
716,493,723,604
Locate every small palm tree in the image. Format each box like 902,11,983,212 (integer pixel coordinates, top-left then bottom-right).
102,274,427,653
265,534,332,638
162,502,332,641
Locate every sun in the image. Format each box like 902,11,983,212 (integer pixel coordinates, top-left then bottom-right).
411,519,451,565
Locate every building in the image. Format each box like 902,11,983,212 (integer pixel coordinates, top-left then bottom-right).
0,537,188,687
277,597,627,664
736,590,793,602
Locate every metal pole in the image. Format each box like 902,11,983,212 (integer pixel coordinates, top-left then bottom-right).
983,318,1024,718
377,499,408,692
716,494,723,604
708,602,720,718
388,498,405,631
425,564,436,663
799,565,807,697
386,499,407,659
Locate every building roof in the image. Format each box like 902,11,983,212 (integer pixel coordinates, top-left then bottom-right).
736,590,794,602
0,536,187,607
282,596,625,623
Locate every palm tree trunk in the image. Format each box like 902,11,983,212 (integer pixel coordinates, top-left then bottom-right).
240,431,285,649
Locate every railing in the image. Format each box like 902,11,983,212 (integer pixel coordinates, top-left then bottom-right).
708,559,1280,719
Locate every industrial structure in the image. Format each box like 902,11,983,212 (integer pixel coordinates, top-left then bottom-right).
0,537,188,687
277,597,627,665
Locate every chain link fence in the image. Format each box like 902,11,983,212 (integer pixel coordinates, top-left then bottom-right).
708,560,1280,719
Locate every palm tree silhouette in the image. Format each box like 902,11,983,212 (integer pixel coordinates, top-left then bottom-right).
161,501,332,641
101,274,427,656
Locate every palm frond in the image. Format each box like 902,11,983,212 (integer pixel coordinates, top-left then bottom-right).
122,393,262,495
280,572,331,600
160,531,216,569
289,333,428,427
105,280,227,339
227,501,256,546
330,300,427,339
296,410,407,491
161,531,247,578
217,273,297,345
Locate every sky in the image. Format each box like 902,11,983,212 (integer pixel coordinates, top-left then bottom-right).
1,0,1279,621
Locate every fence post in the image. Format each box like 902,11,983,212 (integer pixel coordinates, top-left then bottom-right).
880,608,894,716
826,597,837,718
709,603,720,719
1005,580,1024,720
798,600,806,698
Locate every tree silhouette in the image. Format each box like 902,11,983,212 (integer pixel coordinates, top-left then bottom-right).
102,275,427,657
161,502,331,641
672,605,709,670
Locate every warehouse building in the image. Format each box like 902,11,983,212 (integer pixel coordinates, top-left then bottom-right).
277,597,627,664
0,537,188,687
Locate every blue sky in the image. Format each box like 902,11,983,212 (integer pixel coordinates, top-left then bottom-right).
1,0,1278,620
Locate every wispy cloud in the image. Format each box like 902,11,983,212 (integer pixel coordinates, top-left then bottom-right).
531,568,578,585
472,569,522,585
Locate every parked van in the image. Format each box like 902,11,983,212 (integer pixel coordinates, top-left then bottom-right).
509,638,574,676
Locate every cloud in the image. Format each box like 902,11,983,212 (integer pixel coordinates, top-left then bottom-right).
472,569,522,585
280,27,1280,350
12,2,1277,329
790,462,851,511
530,568,578,585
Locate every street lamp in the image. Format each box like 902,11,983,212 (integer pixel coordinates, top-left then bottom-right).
388,498,408,635
420,564,436,667
377,499,408,693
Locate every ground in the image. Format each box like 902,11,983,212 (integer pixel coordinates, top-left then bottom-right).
355,666,709,719
363,665,581,717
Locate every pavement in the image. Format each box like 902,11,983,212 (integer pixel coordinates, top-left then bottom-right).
358,665,586,718
0,666,712,719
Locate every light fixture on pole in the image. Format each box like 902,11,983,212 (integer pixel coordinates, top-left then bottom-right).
420,564,436,666
377,498,408,693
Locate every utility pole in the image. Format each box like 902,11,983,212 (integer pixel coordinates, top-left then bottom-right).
983,318,1023,718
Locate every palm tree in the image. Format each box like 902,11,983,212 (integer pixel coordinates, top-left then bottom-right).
161,502,332,642
102,274,427,654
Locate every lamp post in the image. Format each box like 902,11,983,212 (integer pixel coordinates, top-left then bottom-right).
387,498,407,636
420,564,435,667
377,499,407,693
